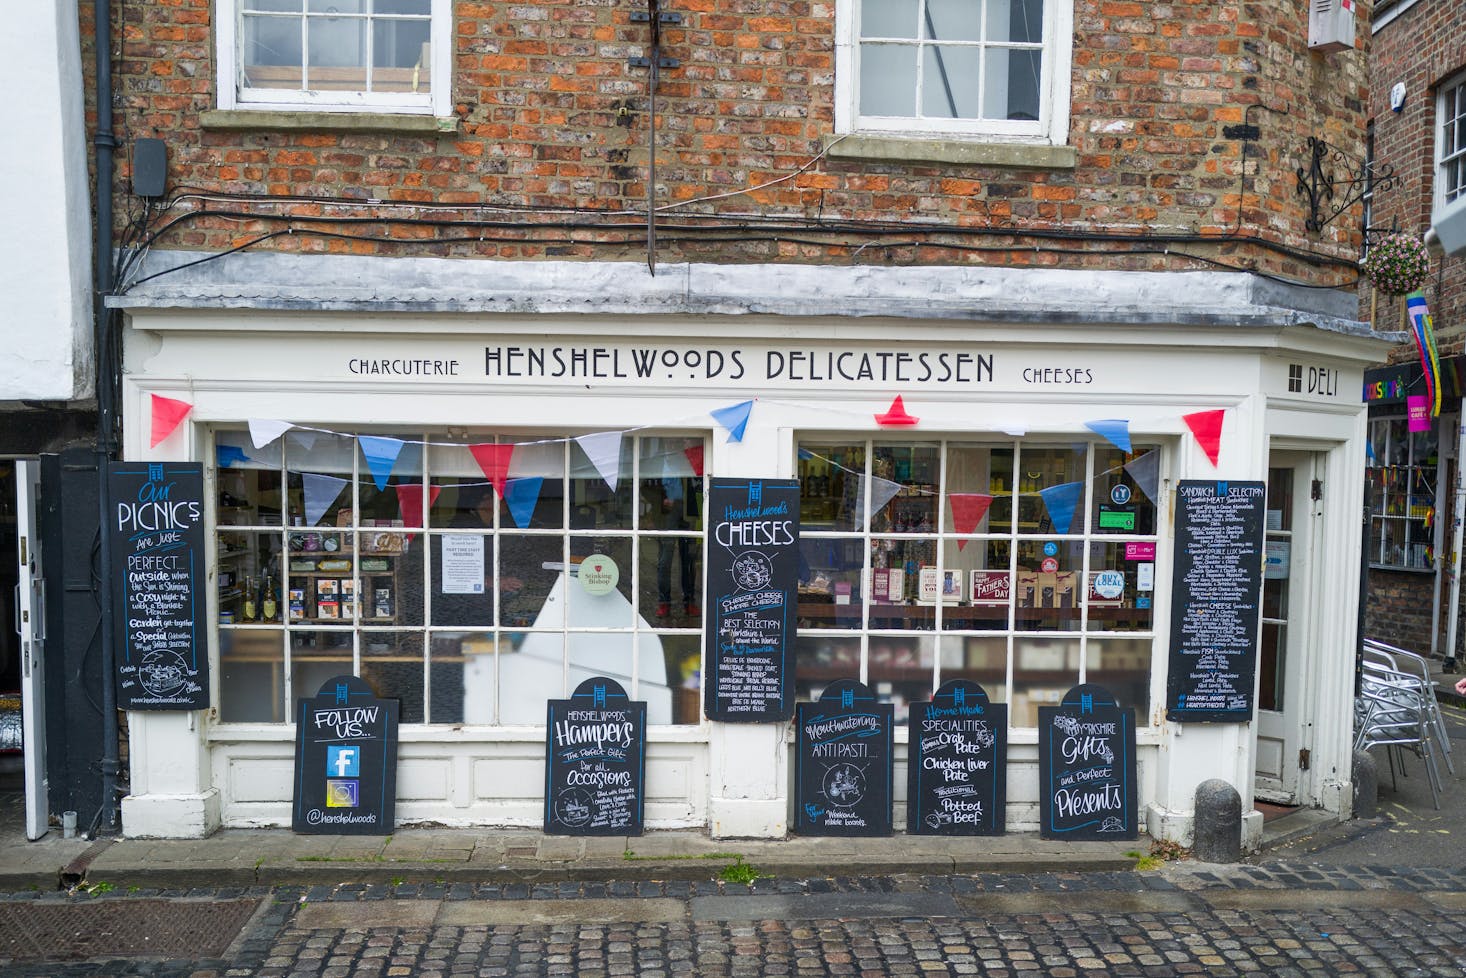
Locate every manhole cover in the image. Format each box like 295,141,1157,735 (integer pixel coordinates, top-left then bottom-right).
0,898,261,963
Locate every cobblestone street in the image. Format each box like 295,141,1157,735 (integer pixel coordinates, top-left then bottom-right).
5,863,1466,977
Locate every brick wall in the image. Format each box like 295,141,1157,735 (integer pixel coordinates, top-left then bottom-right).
79,0,1369,282
1365,568,1440,656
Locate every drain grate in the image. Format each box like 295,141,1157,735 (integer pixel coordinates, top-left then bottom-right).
0,898,261,963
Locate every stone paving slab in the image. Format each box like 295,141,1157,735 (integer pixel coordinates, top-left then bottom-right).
690,891,963,921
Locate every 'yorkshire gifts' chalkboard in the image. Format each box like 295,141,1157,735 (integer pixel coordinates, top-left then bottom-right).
1039,683,1137,840
292,675,399,835
795,679,892,836
108,460,208,711
1166,480,1266,722
544,677,646,836
907,680,1006,836
704,477,800,722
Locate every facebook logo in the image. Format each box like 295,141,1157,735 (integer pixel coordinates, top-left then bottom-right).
327,746,359,778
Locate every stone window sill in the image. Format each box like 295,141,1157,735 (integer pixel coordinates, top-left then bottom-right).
822,133,1076,169
200,109,457,135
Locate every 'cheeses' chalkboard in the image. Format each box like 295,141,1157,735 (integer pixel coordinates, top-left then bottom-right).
1039,683,1137,840
704,478,800,722
545,677,646,835
795,679,892,836
1166,480,1266,722
907,680,1006,836
292,675,399,834
108,460,208,711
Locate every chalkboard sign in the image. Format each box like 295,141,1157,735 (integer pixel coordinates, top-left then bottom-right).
907,680,1007,836
1039,683,1137,840
795,679,892,836
704,477,800,722
292,675,399,835
108,460,208,711
545,677,646,835
1166,480,1266,722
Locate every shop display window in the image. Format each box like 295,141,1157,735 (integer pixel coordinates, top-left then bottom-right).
797,438,1161,728
1367,415,1439,571
213,429,706,726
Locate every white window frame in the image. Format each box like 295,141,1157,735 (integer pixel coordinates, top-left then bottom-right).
1437,71,1466,218
833,0,1073,144
215,0,452,116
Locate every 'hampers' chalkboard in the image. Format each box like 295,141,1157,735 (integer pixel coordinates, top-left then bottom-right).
704,477,800,722
1166,480,1266,722
1039,683,1137,840
907,680,1007,836
108,460,208,711
795,679,892,836
545,677,646,835
292,675,399,834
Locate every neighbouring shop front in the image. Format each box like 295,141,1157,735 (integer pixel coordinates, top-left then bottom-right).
108,255,1387,845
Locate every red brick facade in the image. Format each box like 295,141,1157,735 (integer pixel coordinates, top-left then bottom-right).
82,0,1369,280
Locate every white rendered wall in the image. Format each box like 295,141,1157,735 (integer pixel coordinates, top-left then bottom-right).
0,0,94,401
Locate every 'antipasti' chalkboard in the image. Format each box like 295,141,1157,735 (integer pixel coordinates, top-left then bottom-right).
1166,480,1266,722
704,477,800,722
108,460,208,711
545,677,646,835
795,679,892,836
907,680,1006,835
1039,683,1137,840
292,675,399,834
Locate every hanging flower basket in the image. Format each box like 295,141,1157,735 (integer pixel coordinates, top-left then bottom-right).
1363,233,1430,296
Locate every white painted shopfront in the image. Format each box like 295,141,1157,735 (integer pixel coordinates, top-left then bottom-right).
111,254,1388,845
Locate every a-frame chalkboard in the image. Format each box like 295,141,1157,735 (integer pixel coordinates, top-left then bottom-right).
1038,683,1137,841
292,675,398,835
544,677,646,835
794,679,892,836
907,679,1006,835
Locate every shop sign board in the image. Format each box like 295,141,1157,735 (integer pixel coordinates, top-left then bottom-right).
795,679,892,836
907,680,1006,835
292,675,398,834
544,677,646,835
1166,480,1266,722
108,460,208,710
704,478,800,721
1039,683,1137,840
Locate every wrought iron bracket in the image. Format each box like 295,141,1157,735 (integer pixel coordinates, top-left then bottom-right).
1296,136,1396,234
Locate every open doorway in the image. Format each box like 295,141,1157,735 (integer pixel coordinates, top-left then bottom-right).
1,462,22,807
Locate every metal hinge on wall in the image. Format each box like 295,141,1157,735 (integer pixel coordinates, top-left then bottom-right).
1298,748,1311,771
1311,479,1322,501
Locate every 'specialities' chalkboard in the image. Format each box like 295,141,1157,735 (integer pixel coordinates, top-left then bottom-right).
545,677,646,836
907,680,1007,836
1039,683,1137,840
109,460,208,711
704,478,800,722
1166,479,1266,722
795,679,892,836
292,675,399,835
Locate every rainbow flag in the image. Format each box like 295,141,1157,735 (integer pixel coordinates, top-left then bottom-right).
1407,290,1441,417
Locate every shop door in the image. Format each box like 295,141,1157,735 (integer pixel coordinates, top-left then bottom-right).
1253,451,1321,805
14,460,48,839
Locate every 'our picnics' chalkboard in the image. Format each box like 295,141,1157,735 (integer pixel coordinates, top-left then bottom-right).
545,677,646,835
907,680,1006,836
109,460,208,711
795,679,892,836
1039,683,1137,840
1166,480,1266,722
704,478,800,722
292,675,399,834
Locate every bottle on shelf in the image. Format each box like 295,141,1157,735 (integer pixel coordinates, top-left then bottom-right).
242,575,258,622
261,570,279,623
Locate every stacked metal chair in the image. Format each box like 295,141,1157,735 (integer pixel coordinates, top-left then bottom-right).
1355,638,1452,810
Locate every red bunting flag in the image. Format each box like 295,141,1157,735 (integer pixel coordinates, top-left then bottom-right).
683,444,705,477
948,494,994,551
468,443,515,497
1182,410,1225,466
149,394,193,448
874,395,919,426
393,483,442,532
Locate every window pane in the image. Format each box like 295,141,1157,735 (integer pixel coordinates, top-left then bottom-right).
572,438,632,531
869,538,938,629
797,536,866,629
1085,542,1154,633
921,45,979,118
869,635,934,722
983,46,1041,121
860,44,918,116
245,0,303,11
308,16,367,90
243,15,303,86
1012,636,1077,727
945,443,1013,530
291,629,355,703
991,0,1044,43
1091,446,1157,535
567,536,635,629
941,540,1008,632
219,530,284,624
219,629,286,722
375,0,430,13
795,635,862,702
862,0,919,38
653,633,703,725
1085,637,1150,727
504,441,566,530
872,443,938,531
638,535,702,621
924,0,981,41
363,631,426,723
1016,446,1086,532
498,534,563,627
941,635,1007,695
308,0,366,12
799,443,865,531
427,531,493,627
1015,539,1080,631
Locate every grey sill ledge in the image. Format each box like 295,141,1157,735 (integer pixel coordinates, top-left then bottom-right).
200,109,457,135
822,133,1077,169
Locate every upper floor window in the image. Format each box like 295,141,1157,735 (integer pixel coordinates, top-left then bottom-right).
1439,72,1466,216
835,0,1073,143
217,0,451,115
